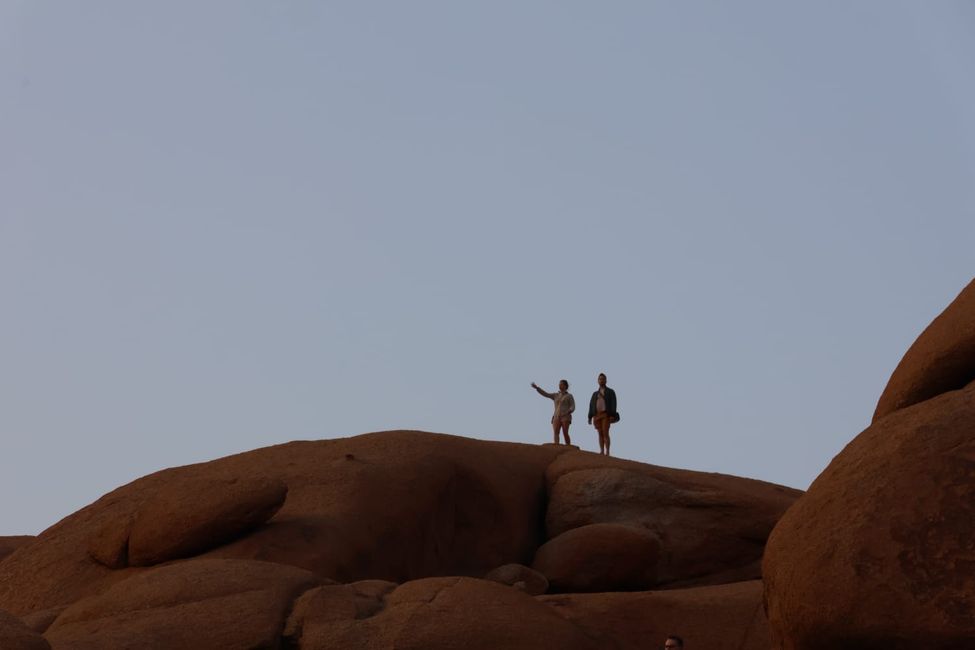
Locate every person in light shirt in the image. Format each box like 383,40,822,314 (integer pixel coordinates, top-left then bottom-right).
531,379,575,445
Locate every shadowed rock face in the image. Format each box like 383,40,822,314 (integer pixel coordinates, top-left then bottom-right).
286,577,602,650
483,563,549,596
873,278,975,422
0,430,799,648
540,580,770,650
765,278,975,650
0,609,50,650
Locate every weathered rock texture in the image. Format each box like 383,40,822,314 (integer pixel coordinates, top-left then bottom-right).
766,277,975,650
545,452,800,587
532,523,661,592
874,278,975,421
0,608,50,650
0,430,800,647
44,559,319,649
541,579,770,650
0,536,35,563
127,474,287,566
285,577,600,650
765,384,975,649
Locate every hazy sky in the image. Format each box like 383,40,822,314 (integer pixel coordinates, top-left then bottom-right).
3,2,973,535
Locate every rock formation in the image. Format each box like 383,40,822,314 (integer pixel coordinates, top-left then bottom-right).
0,536,34,563
764,277,975,649
0,430,798,648
0,608,50,650
873,279,975,421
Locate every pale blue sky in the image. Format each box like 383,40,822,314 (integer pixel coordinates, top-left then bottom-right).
2,2,973,535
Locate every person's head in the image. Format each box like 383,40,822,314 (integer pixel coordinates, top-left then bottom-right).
559,379,569,391
597,373,607,387
664,635,683,649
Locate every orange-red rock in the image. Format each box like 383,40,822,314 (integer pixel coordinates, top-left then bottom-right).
540,579,769,650
874,278,975,421
127,474,287,566
0,432,570,615
199,433,565,585
0,429,799,639
44,559,319,649
532,523,660,592
19,608,64,635
545,451,800,586
0,536,34,563
86,517,131,569
0,609,50,650
286,576,599,650
764,382,975,649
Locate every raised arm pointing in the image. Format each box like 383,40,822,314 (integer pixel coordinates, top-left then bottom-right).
531,382,556,399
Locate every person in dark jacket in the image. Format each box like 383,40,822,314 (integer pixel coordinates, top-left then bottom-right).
587,372,618,456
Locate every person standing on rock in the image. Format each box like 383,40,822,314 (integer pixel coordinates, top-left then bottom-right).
531,380,575,445
588,373,618,456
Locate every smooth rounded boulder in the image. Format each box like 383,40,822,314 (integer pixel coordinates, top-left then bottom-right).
764,382,975,649
533,523,660,592
45,559,319,649
127,474,288,566
874,278,975,421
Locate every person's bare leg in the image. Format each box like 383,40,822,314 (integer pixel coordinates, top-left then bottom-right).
598,418,611,455
552,419,561,444
561,422,571,445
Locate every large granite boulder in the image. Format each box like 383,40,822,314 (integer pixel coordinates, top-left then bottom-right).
764,382,975,649
532,523,660,592
285,576,599,650
545,451,800,586
874,278,975,421
0,432,570,615
127,474,288,566
0,429,801,646
88,475,287,569
44,559,319,649
540,579,770,650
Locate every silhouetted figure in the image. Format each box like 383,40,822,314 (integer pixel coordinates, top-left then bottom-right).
664,635,684,649
587,373,618,456
531,379,575,445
